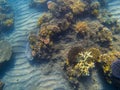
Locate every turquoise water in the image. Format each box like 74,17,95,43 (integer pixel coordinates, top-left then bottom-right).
0,0,71,90
0,0,120,90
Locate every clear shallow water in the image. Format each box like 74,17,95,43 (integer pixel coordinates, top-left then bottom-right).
0,0,71,90
0,0,120,90
107,0,120,22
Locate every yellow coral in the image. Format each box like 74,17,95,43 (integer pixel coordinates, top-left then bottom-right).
99,51,120,75
74,21,89,33
73,51,94,76
74,60,94,76
3,19,13,27
57,0,86,14
92,9,99,16
70,1,85,15
88,48,101,62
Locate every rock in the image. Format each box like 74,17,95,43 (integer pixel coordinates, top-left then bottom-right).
111,60,120,79
0,80,4,90
0,40,12,64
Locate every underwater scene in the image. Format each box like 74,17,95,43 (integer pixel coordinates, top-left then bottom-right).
1,0,120,90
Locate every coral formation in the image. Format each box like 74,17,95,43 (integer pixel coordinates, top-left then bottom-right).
90,1,100,16
0,0,14,32
29,0,120,89
0,40,12,64
38,12,53,26
68,0,86,15
73,51,95,76
96,27,113,47
99,51,120,76
3,19,14,27
64,47,101,88
73,21,89,34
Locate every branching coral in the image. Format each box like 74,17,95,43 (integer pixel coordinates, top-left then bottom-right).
88,47,101,62
73,51,94,76
74,60,94,76
65,47,101,80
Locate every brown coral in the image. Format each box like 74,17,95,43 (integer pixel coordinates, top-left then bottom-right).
88,47,101,62
70,0,86,15
38,12,53,26
74,21,89,34
97,27,113,47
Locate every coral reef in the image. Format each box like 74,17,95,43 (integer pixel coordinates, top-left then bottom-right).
64,47,101,88
0,0,14,32
99,51,120,77
29,0,120,89
67,0,86,15
73,51,95,76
